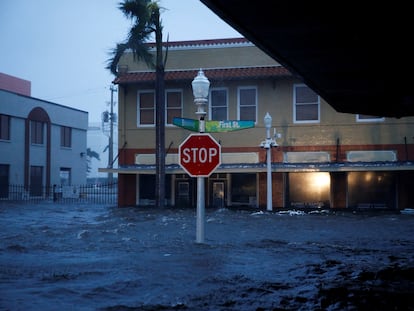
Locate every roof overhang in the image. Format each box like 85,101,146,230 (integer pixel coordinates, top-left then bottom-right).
114,66,290,84
200,0,414,118
99,161,414,174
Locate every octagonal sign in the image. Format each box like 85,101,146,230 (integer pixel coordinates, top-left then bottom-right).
179,133,221,177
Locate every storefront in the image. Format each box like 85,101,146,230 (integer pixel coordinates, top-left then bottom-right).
105,161,414,210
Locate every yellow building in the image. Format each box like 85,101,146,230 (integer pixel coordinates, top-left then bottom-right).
103,38,414,210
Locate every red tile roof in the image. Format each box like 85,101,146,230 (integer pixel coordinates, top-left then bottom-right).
114,66,292,84
146,37,250,48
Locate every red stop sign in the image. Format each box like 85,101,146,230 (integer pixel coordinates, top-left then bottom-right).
179,133,221,177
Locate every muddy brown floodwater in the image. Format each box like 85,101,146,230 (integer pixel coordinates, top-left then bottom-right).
1,202,414,310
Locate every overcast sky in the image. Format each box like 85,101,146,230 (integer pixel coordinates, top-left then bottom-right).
0,0,241,122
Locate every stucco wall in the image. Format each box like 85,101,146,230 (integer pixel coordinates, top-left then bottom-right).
0,89,88,185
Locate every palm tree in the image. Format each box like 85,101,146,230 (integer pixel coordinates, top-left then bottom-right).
107,0,166,208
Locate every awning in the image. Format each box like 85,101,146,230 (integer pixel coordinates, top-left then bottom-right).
99,161,414,174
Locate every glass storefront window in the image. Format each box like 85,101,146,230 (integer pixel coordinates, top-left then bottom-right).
348,171,395,208
289,172,330,208
231,173,256,205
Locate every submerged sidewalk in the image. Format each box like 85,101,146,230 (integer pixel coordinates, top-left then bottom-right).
1,203,413,310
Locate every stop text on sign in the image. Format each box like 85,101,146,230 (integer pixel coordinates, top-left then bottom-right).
178,133,221,177
181,147,218,164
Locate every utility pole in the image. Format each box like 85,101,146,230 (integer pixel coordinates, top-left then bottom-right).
108,85,117,185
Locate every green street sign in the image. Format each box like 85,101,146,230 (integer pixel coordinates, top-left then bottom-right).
205,120,255,132
173,117,255,132
173,117,199,132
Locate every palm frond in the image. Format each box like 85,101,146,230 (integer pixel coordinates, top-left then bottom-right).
86,148,100,161
106,43,129,76
106,0,160,75
119,0,152,28
126,24,154,68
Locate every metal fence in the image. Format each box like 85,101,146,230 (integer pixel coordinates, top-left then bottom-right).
1,183,118,205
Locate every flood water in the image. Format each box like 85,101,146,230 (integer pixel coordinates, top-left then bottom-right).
1,203,414,310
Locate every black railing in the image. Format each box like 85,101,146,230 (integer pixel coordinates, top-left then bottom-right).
1,183,118,205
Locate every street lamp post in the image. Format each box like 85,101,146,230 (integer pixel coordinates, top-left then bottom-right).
260,112,279,211
191,69,210,243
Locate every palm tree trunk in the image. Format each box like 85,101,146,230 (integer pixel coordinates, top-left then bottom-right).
154,9,165,208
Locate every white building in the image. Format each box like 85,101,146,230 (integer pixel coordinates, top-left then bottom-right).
0,89,88,197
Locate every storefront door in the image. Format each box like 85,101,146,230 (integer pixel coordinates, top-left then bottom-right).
175,179,194,208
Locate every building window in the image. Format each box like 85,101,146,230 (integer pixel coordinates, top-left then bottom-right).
210,88,228,121
238,86,257,122
61,126,72,148
139,174,172,205
356,114,385,122
166,90,182,125
0,114,10,140
30,165,43,196
60,168,71,185
294,84,320,123
138,89,183,126
348,172,395,209
231,173,256,205
31,120,44,144
138,91,155,126
0,164,9,198
288,172,330,208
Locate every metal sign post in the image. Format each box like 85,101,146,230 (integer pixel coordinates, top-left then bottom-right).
191,69,210,243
